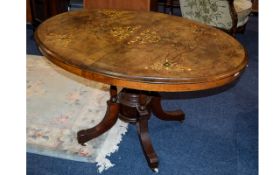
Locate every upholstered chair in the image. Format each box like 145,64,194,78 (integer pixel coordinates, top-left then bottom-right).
179,0,252,35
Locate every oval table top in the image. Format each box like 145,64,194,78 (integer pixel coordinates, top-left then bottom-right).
35,9,247,92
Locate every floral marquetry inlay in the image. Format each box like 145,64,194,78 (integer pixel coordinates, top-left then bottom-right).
128,29,161,45
35,9,247,89
110,25,141,41
100,10,128,19
149,61,192,72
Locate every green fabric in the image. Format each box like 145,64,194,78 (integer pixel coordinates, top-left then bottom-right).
180,0,252,30
179,0,233,30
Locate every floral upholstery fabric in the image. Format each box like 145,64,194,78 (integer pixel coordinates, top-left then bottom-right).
179,0,252,30
179,0,233,30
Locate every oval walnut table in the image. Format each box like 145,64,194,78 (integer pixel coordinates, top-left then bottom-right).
35,9,248,172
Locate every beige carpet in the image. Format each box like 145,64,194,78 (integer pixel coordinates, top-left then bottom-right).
26,54,128,173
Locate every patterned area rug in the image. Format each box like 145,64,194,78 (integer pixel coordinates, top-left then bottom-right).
26,55,128,173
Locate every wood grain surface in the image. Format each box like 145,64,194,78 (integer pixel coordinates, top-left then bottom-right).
35,9,248,92
84,0,156,11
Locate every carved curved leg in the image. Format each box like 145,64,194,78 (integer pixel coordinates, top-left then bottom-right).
135,93,159,170
136,117,159,169
77,100,120,145
151,94,185,121
77,85,119,145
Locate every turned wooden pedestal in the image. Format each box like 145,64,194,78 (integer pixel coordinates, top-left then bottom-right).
77,86,185,170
